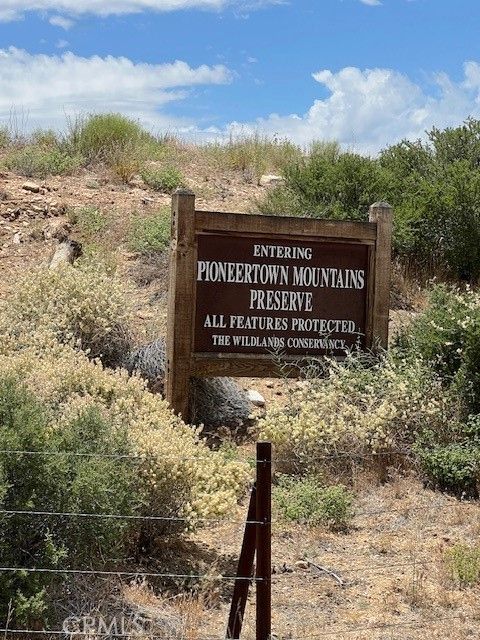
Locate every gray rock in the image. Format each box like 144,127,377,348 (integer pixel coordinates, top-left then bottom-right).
22,181,40,193
124,338,254,430
259,174,285,187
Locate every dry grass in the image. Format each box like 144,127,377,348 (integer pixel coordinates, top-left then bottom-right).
189,476,480,639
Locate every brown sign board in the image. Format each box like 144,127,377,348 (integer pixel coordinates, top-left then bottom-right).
194,234,369,356
166,191,393,421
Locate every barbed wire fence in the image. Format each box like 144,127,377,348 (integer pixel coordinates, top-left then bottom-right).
0,444,477,639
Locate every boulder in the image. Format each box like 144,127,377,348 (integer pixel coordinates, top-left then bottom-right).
124,338,254,430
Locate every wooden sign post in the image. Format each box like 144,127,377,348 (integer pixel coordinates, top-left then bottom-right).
166,190,393,421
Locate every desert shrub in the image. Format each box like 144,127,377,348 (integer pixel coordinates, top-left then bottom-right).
141,166,185,193
67,113,164,182
259,352,450,477
0,341,249,523
0,263,132,367
108,139,149,183
0,378,142,624
401,285,480,413
31,129,60,148
4,145,81,178
397,287,480,493
206,133,302,183
70,113,149,161
0,352,249,625
445,544,480,587
415,443,480,497
257,142,387,218
129,209,171,255
274,475,354,530
380,119,480,279
69,206,108,238
0,127,10,148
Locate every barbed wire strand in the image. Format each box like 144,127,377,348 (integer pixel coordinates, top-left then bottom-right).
0,632,219,639
0,558,439,582
291,613,466,638
0,499,470,528
0,614,469,638
0,567,260,581
0,449,413,463
0,508,262,526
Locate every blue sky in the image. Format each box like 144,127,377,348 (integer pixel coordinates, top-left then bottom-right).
0,1,479,152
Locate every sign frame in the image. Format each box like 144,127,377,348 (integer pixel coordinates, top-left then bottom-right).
166,189,393,420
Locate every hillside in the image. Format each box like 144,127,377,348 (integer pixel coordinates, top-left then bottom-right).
1,122,480,639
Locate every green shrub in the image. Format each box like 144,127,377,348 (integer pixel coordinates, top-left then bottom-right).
401,285,480,413
445,544,480,587
5,145,81,178
274,475,354,530
415,443,480,496
0,378,143,624
257,142,387,218
67,114,166,182
69,113,150,161
380,119,480,279
69,206,108,238
141,166,185,193
129,209,171,255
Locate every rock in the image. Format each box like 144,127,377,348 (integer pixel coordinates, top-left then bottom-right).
1,208,20,221
43,219,72,241
124,338,254,430
49,239,83,269
12,232,22,245
247,389,266,407
22,181,40,193
259,174,285,187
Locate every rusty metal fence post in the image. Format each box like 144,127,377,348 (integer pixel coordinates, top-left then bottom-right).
226,441,272,640
226,484,257,639
256,441,272,640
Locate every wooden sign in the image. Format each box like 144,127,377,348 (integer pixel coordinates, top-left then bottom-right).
166,190,393,420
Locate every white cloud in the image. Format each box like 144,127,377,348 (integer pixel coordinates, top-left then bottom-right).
4,49,480,153
226,63,480,154
0,47,231,132
0,0,279,21
360,0,382,6
49,14,74,28
55,39,69,48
